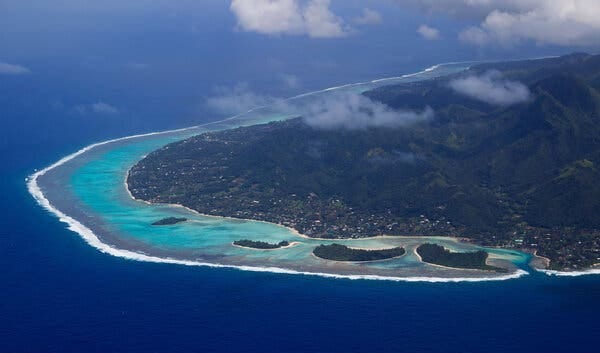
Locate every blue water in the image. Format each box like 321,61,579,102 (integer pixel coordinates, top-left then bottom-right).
1,70,598,353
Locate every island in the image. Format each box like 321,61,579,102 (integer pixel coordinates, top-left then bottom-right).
416,243,504,272
313,244,405,262
127,53,600,271
233,239,290,249
151,217,188,226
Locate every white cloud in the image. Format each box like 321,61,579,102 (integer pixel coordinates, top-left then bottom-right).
206,84,433,130
74,102,120,115
0,62,30,75
91,102,119,114
229,0,347,38
230,0,304,36
449,71,530,106
417,25,440,40
462,2,600,46
354,8,382,25
403,0,600,46
281,74,300,89
206,83,280,115
301,92,434,130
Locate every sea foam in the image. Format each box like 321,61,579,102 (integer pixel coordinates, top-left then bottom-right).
535,268,600,277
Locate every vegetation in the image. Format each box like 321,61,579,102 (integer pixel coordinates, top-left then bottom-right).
233,239,290,249
416,243,504,272
128,53,600,271
151,217,187,226
313,244,405,262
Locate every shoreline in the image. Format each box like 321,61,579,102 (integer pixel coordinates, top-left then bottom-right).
232,241,301,251
126,159,600,277
412,247,502,273
311,244,408,263
28,164,533,282
126,170,523,276
528,250,551,270
310,251,407,264
28,58,597,281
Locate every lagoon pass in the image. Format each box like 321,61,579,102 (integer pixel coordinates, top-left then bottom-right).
28,63,541,282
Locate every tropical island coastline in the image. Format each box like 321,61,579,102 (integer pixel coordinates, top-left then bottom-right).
24,55,600,282
127,53,600,273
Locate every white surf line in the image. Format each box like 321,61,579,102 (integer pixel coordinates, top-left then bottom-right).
368,55,556,84
370,60,484,83
30,155,529,282
196,63,457,125
371,64,443,83
29,154,528,283
27,62,534,282
535,268,600,277
369,54,564,84
297,62,463,96
28,173,533,283
197,60,479,121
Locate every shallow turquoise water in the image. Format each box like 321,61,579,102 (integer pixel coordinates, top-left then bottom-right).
39,63,531,279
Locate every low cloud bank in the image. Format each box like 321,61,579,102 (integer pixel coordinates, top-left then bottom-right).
301,92,433,130
205,84,434,130
205,83,280,115
449,71,530,106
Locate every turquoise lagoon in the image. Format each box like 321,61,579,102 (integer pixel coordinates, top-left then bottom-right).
32,63,531,281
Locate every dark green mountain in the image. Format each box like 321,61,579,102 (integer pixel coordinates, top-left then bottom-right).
128,54,600,270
